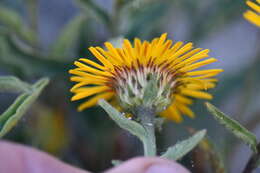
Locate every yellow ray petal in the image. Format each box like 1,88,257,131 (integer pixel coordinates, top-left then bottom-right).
155,40,173,58
89,47,114,69
175,95,193,105
157,33,167,46
70,76,106,85
123,39,136,61
74,61,111,76
176,77,204,85
180,58,217,72
141,41,152,64
71,86,110,101
78,92,114,111
173,50,210,69
168,43,194,61
155,40,173,64
185,82,216,90
70,82,90,92
169,48,203,67
104,42,125,63
243,10,260,27
95,47,121,66
134,38,142,56
180,89,213,99
164,105,183,123
203,79,218,83
246,1,260,13
151,38,159,46
69,70,108,81
175,103,195,118
194,72,222,79
79,58,106,70
169,41,183,54
116,49,132,66
186,69,223,76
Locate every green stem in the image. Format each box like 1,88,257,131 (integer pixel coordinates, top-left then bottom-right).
135,107,156,157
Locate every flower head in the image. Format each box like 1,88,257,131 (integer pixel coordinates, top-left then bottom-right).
69,33,223,123
243,0,260,27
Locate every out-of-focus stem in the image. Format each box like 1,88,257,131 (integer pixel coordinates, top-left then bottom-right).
26,0,39,50
242,143,260,173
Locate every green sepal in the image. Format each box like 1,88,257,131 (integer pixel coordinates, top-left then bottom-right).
205,102,257,153
143,74,159,106
161,129,207,160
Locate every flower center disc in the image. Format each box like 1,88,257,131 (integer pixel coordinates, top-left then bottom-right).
109,60,177,112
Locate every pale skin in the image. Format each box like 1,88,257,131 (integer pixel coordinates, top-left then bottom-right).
0,141,190,173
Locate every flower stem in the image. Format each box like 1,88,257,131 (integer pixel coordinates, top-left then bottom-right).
135,107,157,157
242,143,260,173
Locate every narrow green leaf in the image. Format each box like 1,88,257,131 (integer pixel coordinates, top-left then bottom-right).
0,78,49,138
161,129,207,160
205,102,257,153
98,99,146,141
50,14,86,60
0,76,31,93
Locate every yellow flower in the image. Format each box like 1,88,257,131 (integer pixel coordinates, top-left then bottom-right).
69,33,223,123
243,0,260,27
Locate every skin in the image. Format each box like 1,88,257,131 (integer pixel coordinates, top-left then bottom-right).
0,141,190,173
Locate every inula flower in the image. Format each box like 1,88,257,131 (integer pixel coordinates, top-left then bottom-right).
69,33,223,123
243,0,260,27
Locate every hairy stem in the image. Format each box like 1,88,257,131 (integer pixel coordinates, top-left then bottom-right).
135,107,156,156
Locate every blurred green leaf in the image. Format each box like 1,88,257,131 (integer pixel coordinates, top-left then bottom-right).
98,99,147,141
0,36,31,76
123,2,168,38
0,78,49,138
187,0,244,40
0,6,37,45
161,129,206,160
50,14,86,60
0,35,67,77
76,0,110,26
0,76,31,93
205,102,257,153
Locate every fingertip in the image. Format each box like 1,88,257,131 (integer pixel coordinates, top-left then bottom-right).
105,157,190,173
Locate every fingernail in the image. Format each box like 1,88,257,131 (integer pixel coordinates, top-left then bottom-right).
145,163,190,173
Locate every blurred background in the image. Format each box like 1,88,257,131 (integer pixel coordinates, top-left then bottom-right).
0,0,259,172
